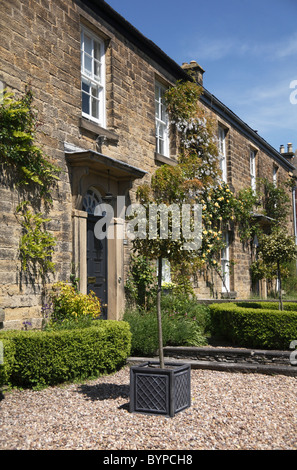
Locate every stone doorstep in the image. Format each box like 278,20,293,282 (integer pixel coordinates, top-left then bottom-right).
127,346,297,377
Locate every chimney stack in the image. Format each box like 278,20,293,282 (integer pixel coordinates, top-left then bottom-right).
181,60,205,86
281,143,295,160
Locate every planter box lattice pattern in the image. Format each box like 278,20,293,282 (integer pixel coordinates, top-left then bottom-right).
130,362,191,417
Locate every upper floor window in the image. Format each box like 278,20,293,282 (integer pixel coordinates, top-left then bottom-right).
218,126,227,182
250,149,256,193
273,165,278,187
81,27,105,126
155,81,169,157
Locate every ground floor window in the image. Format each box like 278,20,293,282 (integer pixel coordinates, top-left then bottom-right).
221,231,230,292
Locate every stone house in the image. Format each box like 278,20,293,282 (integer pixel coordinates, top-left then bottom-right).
0,0,295,329
182,61,296,299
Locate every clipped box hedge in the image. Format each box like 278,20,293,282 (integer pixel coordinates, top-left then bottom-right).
234,301,297,311
209,302,297,350
0,338,16,387
0,320,131,389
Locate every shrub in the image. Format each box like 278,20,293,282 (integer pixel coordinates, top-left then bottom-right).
235,301,297,311
0,320,131,389
161,294,211,331
124,295,210,356
209,302,297,350
0,338,16,387
47,282,101,327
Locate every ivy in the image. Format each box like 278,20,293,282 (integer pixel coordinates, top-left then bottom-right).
260,177,291,223
0,88,60,200
15,202,56,277
0,88,61,277
125,255,157,309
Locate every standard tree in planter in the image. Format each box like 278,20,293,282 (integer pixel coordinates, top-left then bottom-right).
129,80,258,415
132,81,222,368
129,81,230,416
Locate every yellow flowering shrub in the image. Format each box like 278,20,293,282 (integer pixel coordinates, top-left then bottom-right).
48,282,101,326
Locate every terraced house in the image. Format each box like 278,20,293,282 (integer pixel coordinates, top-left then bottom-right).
0,0,295,329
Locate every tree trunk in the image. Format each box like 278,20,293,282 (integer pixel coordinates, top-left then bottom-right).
157,257,164,369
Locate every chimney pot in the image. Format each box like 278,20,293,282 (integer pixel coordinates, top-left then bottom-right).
288,143,293,153
280,145,285,153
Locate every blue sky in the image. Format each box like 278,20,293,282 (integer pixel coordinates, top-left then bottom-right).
105,0,297,153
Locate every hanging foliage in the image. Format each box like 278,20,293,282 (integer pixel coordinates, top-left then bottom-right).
0,87,61,277
0,87,60,200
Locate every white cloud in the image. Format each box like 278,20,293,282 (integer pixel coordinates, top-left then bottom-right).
275,33,297,58
190,32,297,62
212,77,297,149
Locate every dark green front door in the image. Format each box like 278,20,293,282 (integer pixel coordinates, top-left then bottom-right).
87,214,108,319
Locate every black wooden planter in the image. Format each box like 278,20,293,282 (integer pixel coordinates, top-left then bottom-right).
129,362,191,417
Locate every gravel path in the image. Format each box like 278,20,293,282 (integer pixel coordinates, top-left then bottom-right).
1,366,297,450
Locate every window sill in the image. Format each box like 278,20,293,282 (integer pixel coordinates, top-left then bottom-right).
154,152,177,166
79,117,119,145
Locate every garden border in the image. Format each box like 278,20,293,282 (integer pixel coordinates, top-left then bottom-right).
128,345,297,376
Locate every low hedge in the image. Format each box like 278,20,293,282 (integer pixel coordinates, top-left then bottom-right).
0,338,16,387
235,301,297,311
0,320,131,389
209,303,297,350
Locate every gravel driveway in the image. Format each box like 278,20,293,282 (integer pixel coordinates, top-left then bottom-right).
0,365,296,450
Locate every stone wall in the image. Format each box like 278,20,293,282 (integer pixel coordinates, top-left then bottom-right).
164,346,292,366
0,0,181,328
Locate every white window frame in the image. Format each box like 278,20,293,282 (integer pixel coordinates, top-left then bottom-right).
155,81,169,157
218,126,227,182
221,231,230,292
156,258,171,285
273,165,278,187
250,149,257,193
162,259,171,285
250,149,256,193
81,26,106,127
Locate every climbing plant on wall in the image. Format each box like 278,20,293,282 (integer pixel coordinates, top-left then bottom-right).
0,87,61,277
250,177,297,308
134,81,257,292
0,88,60,198
130,79,259,366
